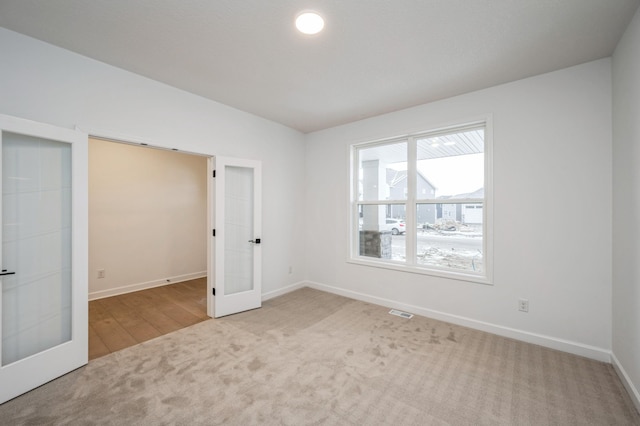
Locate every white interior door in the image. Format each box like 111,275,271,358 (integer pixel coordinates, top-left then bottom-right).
208,156,262,318
0,115,87,404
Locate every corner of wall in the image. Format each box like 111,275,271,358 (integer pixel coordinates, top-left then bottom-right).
612,352,640,414
612,2,640,416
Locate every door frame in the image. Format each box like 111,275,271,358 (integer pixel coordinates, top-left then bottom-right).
84,129,261,320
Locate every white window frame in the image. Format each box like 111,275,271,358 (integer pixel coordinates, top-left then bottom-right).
349,118,493,285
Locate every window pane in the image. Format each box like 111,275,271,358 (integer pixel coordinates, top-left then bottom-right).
358,141,407,201
416,203,483,273
358,204,406,261
416,128,484,200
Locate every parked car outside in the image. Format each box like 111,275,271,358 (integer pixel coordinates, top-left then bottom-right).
358,218,406,235
383,218,405,235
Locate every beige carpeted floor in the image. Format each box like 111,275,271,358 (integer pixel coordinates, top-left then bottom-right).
1,287,639,425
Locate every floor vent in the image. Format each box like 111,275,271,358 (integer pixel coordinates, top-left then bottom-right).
389,309,413,319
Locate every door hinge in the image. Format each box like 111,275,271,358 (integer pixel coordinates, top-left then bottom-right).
213,170,216,178
212,288,216,296
212,229,216,237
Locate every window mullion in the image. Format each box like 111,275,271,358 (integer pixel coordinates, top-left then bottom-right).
405,137,417,265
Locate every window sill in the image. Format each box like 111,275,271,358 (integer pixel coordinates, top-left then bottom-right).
347,257,493,285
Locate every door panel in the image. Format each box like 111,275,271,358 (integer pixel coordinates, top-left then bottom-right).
0,115,87,404
209,157,261,318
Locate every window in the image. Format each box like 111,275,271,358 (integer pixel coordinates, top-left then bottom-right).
351,121,491,282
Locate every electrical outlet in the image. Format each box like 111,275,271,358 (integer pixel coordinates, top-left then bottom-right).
97,269,105,279
518,298,529,312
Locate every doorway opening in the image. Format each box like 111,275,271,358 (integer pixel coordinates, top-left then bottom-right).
87,137,209,360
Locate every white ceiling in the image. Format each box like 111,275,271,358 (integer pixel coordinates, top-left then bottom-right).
0,0,638,133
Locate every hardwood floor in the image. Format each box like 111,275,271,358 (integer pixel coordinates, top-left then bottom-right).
89,278,208,360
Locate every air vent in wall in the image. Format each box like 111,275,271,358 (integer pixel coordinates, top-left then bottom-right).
389,309,413,319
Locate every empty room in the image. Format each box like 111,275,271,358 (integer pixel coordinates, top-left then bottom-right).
88,138,209,359
0,1,639,424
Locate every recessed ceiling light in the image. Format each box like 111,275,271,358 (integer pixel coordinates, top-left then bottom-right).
296,12,324,35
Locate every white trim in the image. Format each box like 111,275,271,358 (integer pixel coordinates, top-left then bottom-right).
348,143,358,262
78,127,208,157
347,258,491,285
80,127,162,147
305,280,611,362
262,281,306,301
88,271,207,301
207,157,215,318
72,126,89,361
612,353,640,414
483,116,494,284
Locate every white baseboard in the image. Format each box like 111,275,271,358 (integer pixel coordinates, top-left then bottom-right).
89,271,207,300
305,280,612,363
612,353,640,414
262,281,306,301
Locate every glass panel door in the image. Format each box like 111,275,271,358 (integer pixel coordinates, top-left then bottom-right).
0,114,87,405
210,156,261,318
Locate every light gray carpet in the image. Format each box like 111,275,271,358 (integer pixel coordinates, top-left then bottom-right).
1,287,638,425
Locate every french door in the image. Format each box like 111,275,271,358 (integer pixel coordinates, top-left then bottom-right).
0,115,87,404
208,156,262,318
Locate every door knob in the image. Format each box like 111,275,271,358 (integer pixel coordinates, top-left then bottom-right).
0,269,15,276
248,238,261,244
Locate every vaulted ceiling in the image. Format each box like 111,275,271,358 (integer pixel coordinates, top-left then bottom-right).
0,0,638,133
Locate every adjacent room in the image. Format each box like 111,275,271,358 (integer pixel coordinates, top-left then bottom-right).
88,138,209,359
0,1,639,424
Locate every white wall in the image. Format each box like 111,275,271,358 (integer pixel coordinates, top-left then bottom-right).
305,59,613,360
612,6,640,410
0,28,307,297
89,138,207,299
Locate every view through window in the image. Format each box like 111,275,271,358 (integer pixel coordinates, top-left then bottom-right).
353,122,487,278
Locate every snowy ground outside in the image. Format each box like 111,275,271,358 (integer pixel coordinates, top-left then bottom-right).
390,227,483,273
